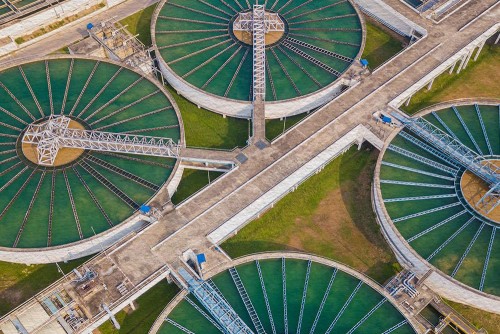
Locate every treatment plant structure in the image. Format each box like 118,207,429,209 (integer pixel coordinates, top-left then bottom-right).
0,0,498,333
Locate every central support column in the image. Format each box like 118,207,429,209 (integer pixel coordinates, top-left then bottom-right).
252,5,267,142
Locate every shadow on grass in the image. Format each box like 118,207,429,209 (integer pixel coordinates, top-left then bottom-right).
339,144,380,244
221,146,401,284
171,170,224,205
98,281,180,334
164,85,250,149
338,144,400,283
265,113,307,142
119,4,157,46
362,17,408,69
221,241,304,259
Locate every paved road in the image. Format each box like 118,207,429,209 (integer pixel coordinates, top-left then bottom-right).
0,0,160,64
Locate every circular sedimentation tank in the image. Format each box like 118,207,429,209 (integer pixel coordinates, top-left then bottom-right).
0,57,181,249
153,0,363,117
158,258,416,333
378,103,500,297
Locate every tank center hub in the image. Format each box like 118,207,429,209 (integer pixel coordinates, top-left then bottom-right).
21,117,87,167
459,159,500,223
231,10,286,46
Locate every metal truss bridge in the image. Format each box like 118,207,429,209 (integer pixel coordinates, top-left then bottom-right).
233,5,285,140
23,115,181,166
233,5,284,101
393,112,500,214
177,268,254,334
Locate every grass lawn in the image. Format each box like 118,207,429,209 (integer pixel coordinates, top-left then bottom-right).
444,299,500,334
119,4,157,46
265,113,308,141
171,169,224,205
402,44,500,115
0,256,92,316
221,146,401,284
50,46,70,54
165,85,250,149
362,17,407,69
97,280,179,334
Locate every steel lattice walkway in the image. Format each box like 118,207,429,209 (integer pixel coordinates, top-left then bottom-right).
178,268,254,334
394,113,499,187
393,112,499,214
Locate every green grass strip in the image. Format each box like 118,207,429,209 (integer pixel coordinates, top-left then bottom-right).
222,146,401,284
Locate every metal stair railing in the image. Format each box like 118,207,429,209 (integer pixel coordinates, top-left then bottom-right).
165,318,195,334
285,37,353,63
85,155,159,191
398,130,459,168
229,267,265,333
309,268,337,334
71,166,114,227
382,320,409,334
95,106,171,131
452,106,482,154
380,179,455,188
426,215,474,261
479,227,496,291
387,145,457,175
407,210,468,242
47,172,56,246
60,59,74,114
346,298,387,334
18,65,44,117
63,169,84,238
396,115,499,188
178,268,254,334
184,296,225,333
392,202,462,223
256,260,277,334
383,193,456,203
68,61,100,116
296,260,311,334
474,104,493,156
282,258,288,334
13,170,45,247
277,45,322,88
451,222,485,277
76,67,123,118
79,161,138,209
281,42,341,77
0,80,36,121
325,281,364,334
45,61,54,115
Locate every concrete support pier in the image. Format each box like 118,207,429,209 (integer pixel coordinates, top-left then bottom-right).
252,99,266,143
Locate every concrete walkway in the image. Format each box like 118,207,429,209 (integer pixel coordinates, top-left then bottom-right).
0,0,499,331
0,0,160,64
